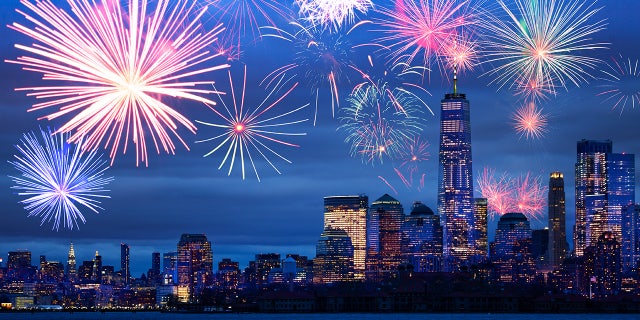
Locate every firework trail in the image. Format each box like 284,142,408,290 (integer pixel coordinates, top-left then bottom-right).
7,0,229,166
512,102,548,140
204,0,291,56
339,81,425,164
597,55,640,113
262,20,367,125
476,167,547,222
482,0,607,98
196,65,308,181
442,31,479,75
8,128,113,231
295,0,374,31
373,0,475,72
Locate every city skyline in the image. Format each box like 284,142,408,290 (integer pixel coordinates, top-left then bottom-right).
1,0,640,278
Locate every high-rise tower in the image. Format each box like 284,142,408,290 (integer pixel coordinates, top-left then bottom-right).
548,172,568,268
121,243,130,284
177,234,213,303
324,195,368,278
66,242,76,282
369,194,404,276
437,69,475,267
574,140,635,256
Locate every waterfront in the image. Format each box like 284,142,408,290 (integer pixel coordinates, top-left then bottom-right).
1,313,640,320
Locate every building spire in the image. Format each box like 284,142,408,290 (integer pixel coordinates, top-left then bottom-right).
453,64,458,95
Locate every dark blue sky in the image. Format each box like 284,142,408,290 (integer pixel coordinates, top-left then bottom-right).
0,0,639,276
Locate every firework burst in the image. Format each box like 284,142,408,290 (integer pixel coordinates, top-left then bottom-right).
476,167,547,222
482,0,607,96
262,20,365,124
9,128,113,231
373,0,475,71
339,81,425,164
295,0,374,31
597,55,640,113
196,66,308,181
8,0,230,166
512,102,548,140
205,0,291,55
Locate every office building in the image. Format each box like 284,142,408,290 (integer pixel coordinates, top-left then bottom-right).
402,201,443,272
369,194,404,276
324,195,368,278
473,198,488,258
313,227,354,284
548,172,568,269
437,72,475,267
176,234,213,303
121,243,130,284
594,231,622,296
67,242,76,282
622,204,640,272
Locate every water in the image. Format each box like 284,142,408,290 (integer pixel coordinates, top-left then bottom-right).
0,313,636,320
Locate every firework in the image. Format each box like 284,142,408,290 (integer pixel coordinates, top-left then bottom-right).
512,172,547,222
476,167,547,222
482,0,607,96
373,0,475,70
262,20,364,125
295,0,374,31
512,102,548,140
597,55,640,113
476,167,512,217
206,0,291,54
196,66,308,181
339,81,425,164
8,128,113,231
442,31,479,75
7,0,229,166
350,54,433,115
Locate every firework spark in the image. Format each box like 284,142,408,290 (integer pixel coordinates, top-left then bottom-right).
262,20,365,125
373,0,474,70
196,66,308,181
512,102,548,140
295,0,374,31
9,128,113,231
482,0,607,96
205,0,291,55
442,31,479,75
339,81,425,164
476,167,547,222
597,55,640,113
8,0,229,166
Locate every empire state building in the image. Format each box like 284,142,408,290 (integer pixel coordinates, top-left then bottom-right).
437,69,475,268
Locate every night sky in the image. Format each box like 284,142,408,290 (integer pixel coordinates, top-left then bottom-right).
0,0,639,277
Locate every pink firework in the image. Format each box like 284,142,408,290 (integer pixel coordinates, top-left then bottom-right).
196,66,308,181
373,0,475,70
476,167,513,217
442,31,479,75
512,102,549,140
476,168,547,222
512,172,547,222
295,0,374,31
8,0,229,166
514,76,557,102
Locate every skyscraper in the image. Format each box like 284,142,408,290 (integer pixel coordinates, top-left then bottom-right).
437,72,475,267
121,243,130,284
548,172,568,268
594,231,622,297
313,227,354,284
473,198,488,259
91,251,102,283
402,202,443,272
574,140,635,255
492,213,535,283
369,194,404,276
622,204,640,272
177,234,213,303
575,140,611,256
66,242,76,282
324,195,368,278
148,252,161,286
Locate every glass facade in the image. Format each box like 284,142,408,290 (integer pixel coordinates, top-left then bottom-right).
622,204,640,272
324,195,368,278
402,202,443,272
313,227,354,284
473,198,488,259
438,91,475,267
369,194,404,276
176,234,213,303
